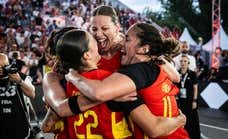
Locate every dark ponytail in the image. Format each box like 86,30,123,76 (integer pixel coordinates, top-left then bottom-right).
132,23,180,65
162,37,180,55
56,30,89,70
46,27,76,56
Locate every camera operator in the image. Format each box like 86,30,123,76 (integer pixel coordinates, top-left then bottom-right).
10,52,26,72
0,53,35,139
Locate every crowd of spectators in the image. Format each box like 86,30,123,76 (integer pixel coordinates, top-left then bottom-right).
0,0,227,85
0,0,146,85
188,45,228,82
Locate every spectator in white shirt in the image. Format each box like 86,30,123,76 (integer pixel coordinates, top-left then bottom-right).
70,9,84,29
16,31,26,47
173,41,197,71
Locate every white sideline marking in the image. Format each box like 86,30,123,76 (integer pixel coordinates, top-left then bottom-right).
200,132,210,139
200,123,228,132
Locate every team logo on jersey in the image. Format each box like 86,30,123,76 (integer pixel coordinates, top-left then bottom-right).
161,82,171,93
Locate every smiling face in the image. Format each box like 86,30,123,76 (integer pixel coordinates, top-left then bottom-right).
121,27,141,65
122,23,180,66
90,15,119,54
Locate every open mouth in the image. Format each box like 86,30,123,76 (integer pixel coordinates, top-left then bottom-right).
97,39,108,49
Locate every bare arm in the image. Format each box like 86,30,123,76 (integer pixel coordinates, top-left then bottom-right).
65,57,180,102
43,72,72,116
192,84,198,109
130,105,186,138
65,70,136,102
41,84,101,132
41,108,61,133
20,76,36,98
45,72,185,137
9,73,35,98
159,56,180,83
43,72,101,117
193,84,198,101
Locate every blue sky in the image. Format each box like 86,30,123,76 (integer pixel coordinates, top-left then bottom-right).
119,0,162,13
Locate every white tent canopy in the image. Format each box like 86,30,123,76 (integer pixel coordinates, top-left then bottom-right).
179,28,197,46
202,26,228,51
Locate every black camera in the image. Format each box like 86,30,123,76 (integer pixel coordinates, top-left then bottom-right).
2,64,18,75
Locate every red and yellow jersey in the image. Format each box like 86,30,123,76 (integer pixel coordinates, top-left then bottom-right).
133,67,189,139
53,120,68,139
66,69,132,139
98,52,122,72
139,67,179,117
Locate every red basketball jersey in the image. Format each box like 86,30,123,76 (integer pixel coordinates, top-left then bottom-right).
53,120,68,139
98,52,122,72
66,69,133,139
132,67,189,139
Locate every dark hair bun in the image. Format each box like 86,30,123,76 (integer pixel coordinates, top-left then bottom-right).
162,37,180,55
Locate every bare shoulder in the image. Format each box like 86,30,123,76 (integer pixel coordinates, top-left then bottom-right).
43,72,63,84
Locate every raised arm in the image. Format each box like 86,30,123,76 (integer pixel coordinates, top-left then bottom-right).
9,73,35,98
20,75,35,98
42,72,72,116
159,56,180,83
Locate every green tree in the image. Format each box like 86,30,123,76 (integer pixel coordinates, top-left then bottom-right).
145,0,228,43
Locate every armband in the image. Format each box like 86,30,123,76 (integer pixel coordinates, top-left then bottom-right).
68,95,82,114
106,101,122,111
120,98,144,115
49,106,61,118
107,97,144,115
